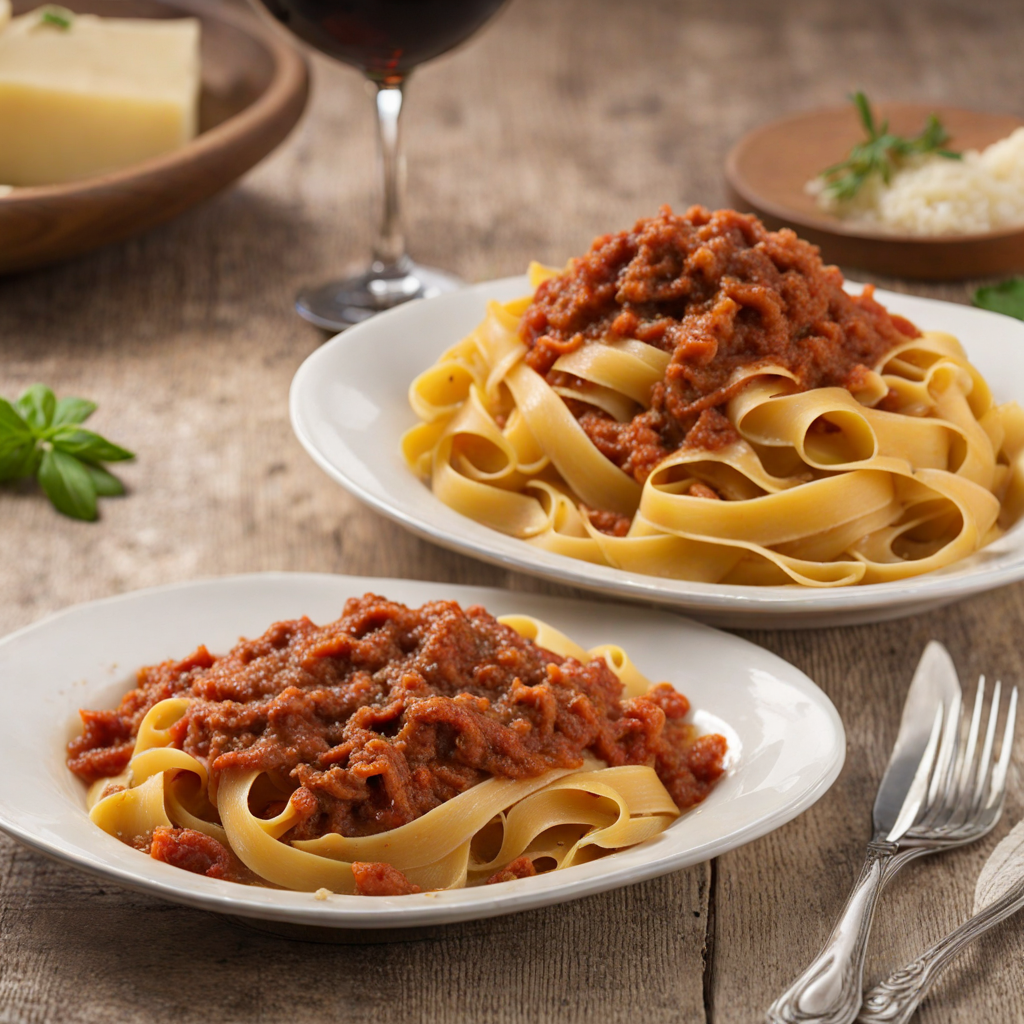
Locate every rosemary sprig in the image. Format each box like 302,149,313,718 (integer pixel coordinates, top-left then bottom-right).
817,91,961,202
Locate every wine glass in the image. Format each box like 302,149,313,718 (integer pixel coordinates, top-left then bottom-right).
254,0,509,330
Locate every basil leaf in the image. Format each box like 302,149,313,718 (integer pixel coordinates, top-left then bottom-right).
20,445,43,480
49,427,134,462
82,462,125,497
0,439,39,482
0,397,32,440
51,397,97,428
0,398,39,480
16,384,57,433
1,386,131,519
973,278,1024,321
38,449,97,521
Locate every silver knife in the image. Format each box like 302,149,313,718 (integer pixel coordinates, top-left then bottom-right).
767,641,962,1024
858,820,1024,1023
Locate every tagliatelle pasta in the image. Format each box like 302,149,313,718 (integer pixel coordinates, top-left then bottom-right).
403,208,1024,587
72,596,725,895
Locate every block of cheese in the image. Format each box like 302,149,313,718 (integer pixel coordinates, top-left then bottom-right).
0,7,200,186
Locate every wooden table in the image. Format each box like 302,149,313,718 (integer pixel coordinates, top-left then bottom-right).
2,0,1023,1020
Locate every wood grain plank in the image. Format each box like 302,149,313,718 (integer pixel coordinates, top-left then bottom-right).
0,833,710,1024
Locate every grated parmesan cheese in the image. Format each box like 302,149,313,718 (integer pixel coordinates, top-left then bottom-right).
810,127,1024,236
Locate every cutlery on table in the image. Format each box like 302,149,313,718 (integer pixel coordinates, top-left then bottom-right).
857,807,1023,1023
767,642,1017,1024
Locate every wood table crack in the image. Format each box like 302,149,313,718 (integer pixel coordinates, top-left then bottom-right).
703,858,719,1024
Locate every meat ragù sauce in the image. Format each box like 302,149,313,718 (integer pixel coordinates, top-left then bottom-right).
521,206,919,487
69,595,727,890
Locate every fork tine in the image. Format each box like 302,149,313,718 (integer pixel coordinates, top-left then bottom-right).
927,689,961,807
985,685,1018,813
929,679,985,829
904,678,1016,845
971,679,1002,813
956,677,986,796
918,691,963,829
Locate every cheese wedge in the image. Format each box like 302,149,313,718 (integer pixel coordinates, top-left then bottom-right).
0,8,200,186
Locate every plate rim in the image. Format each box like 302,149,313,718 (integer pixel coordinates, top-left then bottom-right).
0,570,846,928
288,277,1024,622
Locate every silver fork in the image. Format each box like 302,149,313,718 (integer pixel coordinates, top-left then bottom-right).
897,677,1016,854
857,679,1019,1024
768,648,1015,1024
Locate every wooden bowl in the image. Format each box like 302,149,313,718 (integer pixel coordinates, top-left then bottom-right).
0,0,309,274
725,103,1024,280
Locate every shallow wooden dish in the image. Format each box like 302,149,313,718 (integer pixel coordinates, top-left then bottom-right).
0,0,309,274
725,103,1024,280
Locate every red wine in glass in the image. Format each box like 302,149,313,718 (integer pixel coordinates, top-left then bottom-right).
259,0,507,80
254,0,509,329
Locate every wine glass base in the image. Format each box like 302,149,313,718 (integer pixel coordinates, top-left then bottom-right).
295,261,463,331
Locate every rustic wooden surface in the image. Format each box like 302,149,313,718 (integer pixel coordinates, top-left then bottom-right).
2,0,1023,1021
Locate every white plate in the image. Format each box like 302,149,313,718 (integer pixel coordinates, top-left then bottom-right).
0,573,843,929
290,278,1024,629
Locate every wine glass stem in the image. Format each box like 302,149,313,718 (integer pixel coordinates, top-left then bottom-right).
371,80,408,271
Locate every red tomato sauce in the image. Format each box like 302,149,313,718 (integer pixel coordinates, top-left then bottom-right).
521,206,919,491
69,596,727,883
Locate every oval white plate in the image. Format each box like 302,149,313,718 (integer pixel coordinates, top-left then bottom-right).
290,278,1024,629
0,573,842,929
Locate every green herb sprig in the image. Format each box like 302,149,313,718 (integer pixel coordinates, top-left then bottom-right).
973,278,1024,321
0,385,133,521
38,6,74,29
817,91,961,202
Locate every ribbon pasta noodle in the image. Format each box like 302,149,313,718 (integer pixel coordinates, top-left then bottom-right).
76,600,722,895
403,211,1024,587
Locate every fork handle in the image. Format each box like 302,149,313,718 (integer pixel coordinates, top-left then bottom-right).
767,840,902,1024
856,880,1024,1024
